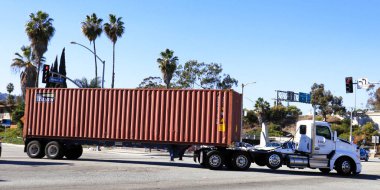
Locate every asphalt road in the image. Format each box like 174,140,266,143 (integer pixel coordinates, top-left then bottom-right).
1,143,380,190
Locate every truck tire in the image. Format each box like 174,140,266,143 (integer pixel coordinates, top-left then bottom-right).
65,144,83,160
231,152,251,171
319,168,331,174
45,141,64,159
206,150,224,170
335,157,353,176
26,140,45,159
266,152,282,170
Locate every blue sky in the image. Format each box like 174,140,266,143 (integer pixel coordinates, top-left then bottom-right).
0,0,379,113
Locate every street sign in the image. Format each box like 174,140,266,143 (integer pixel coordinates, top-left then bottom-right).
372,136,379,144
357,78,369,89
287,91,295,101
49,77,65,84
299,92,311,103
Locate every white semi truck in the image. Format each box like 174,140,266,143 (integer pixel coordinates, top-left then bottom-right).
194,120,361,176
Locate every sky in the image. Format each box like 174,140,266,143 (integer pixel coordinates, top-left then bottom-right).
0,0,379,114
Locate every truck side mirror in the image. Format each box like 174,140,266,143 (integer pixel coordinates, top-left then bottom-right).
333,131,337,142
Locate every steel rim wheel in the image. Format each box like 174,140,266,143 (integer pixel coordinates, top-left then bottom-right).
209,154,222,168
341,160,351,174
268,154,281,167
28,144,40,157
236,155,249,168
47,145,59,157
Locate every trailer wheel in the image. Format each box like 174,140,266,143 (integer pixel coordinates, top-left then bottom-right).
26,140,45,159
206,151,224,170
335,157,353,176
319,168,331,174
231,152,251,171
65,144,83,160
45,141,64,159
266,152,282,170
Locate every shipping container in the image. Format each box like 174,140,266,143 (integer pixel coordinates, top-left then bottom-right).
24,88,242,147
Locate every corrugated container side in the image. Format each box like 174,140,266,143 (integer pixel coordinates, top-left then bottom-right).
24,88,242,146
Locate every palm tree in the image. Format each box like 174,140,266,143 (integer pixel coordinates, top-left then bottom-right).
81,13,103,81
25,11,55,87
74,77,101,88
104,14,125,88
157,49,178,88
11,46,38,98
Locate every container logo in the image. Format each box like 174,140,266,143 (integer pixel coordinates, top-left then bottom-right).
36,93,55,103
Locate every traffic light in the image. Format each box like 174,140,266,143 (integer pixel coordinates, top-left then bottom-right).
345,77,353,93
42,64,50,83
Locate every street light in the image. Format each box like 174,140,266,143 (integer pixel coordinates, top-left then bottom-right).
241,82,256,141
70,41,106,88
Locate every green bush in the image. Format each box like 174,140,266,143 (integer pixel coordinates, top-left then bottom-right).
0,127,23,145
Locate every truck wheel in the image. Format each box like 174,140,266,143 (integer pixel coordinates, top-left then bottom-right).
266,152,282,170
335,158,353,176
231,152,251,171
45,141,64,159
65,144,83,160
206,151,224,170
26,140,45,158
319,168,331,174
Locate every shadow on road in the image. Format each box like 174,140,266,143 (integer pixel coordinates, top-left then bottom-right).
0,160,72,167
78,158,201,168
240,167,380,181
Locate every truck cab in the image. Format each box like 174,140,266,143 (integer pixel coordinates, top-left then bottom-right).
290,120,361,175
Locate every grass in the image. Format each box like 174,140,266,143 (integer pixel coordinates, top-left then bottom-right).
0,126,24,145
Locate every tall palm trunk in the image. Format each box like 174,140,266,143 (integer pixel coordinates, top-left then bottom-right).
93,40,98,81
35,56,41,87
111,42,115,88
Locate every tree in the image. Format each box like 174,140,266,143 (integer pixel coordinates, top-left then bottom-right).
81,13,103,80
104,14,125,88
74,77,101,88
243,109,259,128
25,11,55,87
311,83,333,120
58,48,67,88
217,74,238,89
138,76,164,89
6,83,15,105
254,97,271,123
367,87,380,110
175,60,205,88
331,96,346,115
11,46,38,98
157,49,178,88
200,63,222,89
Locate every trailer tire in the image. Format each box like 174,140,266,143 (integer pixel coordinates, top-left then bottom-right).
335,157,354,176
65,144,83,160
206,151,224,170
231,152,251,171
26,140,45,159
45,141,64,159
266,152,282,170
319,168,331,174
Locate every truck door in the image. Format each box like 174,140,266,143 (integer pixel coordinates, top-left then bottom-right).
315,125,335,154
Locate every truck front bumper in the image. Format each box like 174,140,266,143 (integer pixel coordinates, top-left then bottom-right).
355,162,362,174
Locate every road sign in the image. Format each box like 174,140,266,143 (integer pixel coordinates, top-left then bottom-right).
49,77,65,84
299,92,311,103
372,136,379,143
1,119,11,127
357,78,369,89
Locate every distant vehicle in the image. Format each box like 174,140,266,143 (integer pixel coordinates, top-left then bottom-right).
360,148,369,162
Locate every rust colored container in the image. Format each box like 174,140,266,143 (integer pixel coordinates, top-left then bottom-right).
24,88,242,147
